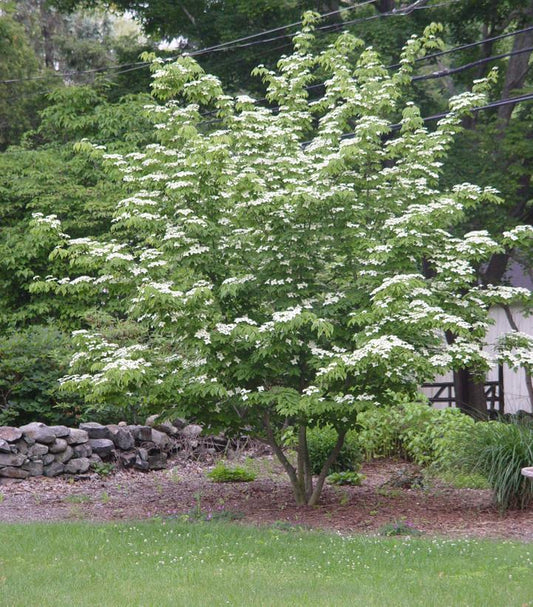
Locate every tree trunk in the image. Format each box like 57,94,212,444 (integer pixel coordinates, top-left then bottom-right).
38,0,61,70
262,413,305,504
453,368,489,419
297,424,313,501
308,428,347,506
376,0,396,12
262,414,347,505
445,329,489,418
497,2,533,125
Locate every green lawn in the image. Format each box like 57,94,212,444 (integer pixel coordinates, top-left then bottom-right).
1,521,532,606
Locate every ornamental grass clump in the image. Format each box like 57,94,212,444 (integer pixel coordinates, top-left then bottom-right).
30,12,532,506
456,419,533,511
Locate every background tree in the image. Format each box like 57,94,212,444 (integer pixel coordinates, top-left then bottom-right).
0,13,55,148
0,82,155,423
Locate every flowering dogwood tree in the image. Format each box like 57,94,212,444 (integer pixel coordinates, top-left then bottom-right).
31,14,532,505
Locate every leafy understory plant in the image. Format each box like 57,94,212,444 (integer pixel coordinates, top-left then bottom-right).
91,462,115,477
326,471,365,486
207,462,257,483
379,520,423,537
30,13,532,505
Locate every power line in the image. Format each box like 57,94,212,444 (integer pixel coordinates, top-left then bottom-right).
207,0,461,53
186,0,379,58
0,0,517,88
352,92,533,138
205,42,533,121
390,24,533,68
297,93,533,147
0,0,379,86
0,0,454,85
314,0,461,35
0,61,149,85
4,0,522,93
412,45,533,82
9,27,530,121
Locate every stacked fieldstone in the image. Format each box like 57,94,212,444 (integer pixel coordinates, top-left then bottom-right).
0,418,223,480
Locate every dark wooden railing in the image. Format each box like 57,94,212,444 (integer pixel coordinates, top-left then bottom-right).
422,365,505,414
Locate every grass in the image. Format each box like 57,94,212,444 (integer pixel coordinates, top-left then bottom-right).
1,521,533,606
455,420,533,510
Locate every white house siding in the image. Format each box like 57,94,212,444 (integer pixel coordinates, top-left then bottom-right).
421,304,533,414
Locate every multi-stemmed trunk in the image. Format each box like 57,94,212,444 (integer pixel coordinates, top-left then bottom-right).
263,413,347,506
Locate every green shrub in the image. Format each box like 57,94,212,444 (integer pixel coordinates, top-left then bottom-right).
454,420,533,511
326,471,365,486
356,405,405,459
206,462,256,483
306,426,362,475
357,399,475,470
0,326,82,426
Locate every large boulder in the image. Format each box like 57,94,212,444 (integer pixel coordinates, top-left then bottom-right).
0,466,29,479
55,445,74,464
44,462,64,477
49,439,68,454
128,425,153,442
0,453,26,467
49,425,70,438
0,427,22,442
180,424,203,440
72,443,92,458
64,458,91,474
118,451,136,468
13,439,28,455
151,429,171,450
66,429,89,445
134,448,149,471
0,439,11,453
89,438,115,458
107,425,134,450
28,443,49,459
146,415,179,437
79,422,111,440
22,461,44,476
42,453,55,466
20,422,56,445
148,452,167,470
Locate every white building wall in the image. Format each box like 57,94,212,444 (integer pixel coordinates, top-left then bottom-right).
421,305,533,414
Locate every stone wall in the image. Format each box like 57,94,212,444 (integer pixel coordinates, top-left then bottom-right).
0,418,220,480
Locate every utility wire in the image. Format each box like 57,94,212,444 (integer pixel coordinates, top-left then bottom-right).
390,24,533,68
0,0,455,85
412,45,533,81
346,92,533,139
185,0,379,58
296,93,533,147
8,29,530,115
313,0,461,35
208,0,461,52
0,61,150,84
198,42,533,121
0,0,378,85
